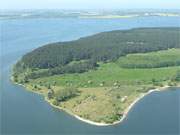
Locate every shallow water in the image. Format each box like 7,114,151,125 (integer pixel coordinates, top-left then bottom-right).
1,16,180,135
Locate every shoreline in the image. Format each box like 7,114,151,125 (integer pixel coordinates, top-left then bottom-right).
45,86,170,126
11,77,179,126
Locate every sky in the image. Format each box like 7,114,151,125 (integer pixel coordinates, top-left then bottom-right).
1,0,180,10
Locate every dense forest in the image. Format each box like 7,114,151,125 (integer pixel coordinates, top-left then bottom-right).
13,27,180,80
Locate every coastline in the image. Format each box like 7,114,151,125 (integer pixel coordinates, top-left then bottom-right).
44,97,112,126
45,86,170,126
11,76,178,126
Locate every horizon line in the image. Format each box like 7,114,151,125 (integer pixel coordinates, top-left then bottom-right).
1,8,180,11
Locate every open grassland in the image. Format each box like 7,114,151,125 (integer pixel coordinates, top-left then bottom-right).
117,49,180,68
30,49,180,88
32,63,179,88
25,83,150,123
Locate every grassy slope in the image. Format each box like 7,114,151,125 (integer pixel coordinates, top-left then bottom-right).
33,63,179,87
117,48,180,68
24,49,180,123
31,49,180,88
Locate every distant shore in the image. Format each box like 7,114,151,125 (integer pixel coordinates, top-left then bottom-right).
78,13,180,19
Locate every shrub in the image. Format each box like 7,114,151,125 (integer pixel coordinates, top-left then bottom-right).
52,99,59,106
103,114,120,123
55,87,79,102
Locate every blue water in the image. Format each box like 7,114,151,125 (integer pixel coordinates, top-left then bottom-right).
1,16,180,135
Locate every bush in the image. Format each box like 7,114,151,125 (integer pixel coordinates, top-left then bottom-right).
55,87,79,102
52,99,59,106
103,114,120,123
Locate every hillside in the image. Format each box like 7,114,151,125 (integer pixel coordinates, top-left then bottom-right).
13,27,180,82
31,49,180,88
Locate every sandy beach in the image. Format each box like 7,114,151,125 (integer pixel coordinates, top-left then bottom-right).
44,85,172,126
12,74,178,126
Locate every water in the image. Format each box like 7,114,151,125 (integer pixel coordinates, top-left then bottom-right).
1,16,180,135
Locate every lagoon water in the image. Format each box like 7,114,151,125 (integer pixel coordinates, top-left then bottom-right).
1,16,180,134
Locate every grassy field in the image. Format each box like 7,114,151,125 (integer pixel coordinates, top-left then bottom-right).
31,62,179,88
25,83,147,123
19,49,180,124
117,49,180,68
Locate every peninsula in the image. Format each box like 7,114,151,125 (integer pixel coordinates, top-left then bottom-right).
12,27,180,125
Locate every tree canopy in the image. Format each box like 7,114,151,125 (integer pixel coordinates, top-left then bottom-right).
14,27,180,80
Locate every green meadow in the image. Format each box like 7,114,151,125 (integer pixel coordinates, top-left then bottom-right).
118,48,180,68
32,49,180,88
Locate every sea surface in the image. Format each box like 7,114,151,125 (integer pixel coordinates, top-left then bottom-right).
1,16,180,135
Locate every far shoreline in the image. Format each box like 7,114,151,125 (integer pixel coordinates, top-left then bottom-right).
11,77,179,126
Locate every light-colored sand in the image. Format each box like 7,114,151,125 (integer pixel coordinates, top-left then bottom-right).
45,85,171,126
11,77,177,126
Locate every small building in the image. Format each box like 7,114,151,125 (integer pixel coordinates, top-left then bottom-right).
88,80,92,84
100,83,104,86
121,96,128,103
113,82,118,86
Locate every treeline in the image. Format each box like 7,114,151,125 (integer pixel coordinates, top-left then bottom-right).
120,61,180,69
14,27,180,78
25,60,98,79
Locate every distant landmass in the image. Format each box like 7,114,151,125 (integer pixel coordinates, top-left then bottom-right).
1,9,180,20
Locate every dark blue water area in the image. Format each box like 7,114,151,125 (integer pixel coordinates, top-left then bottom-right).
1,16,180,135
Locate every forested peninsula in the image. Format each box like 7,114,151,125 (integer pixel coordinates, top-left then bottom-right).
12,27,180,125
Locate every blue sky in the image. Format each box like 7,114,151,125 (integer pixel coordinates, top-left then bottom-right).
1,0,180,9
